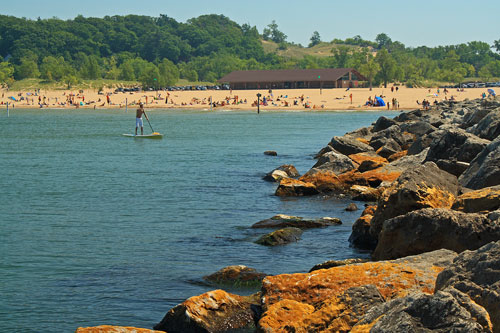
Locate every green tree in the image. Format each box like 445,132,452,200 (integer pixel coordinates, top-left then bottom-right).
375,48,396,88
118,61,136,81
40,56,73,81
139,64,160,89
158,58,179,86
15,57,40,79
375,33,392,49
264,20,287,44
332,46,350,68
0,61,14,83
359,58,380,90
309,31,321,48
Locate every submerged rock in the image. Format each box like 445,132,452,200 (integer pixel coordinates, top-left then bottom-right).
153,290,259,333
255,227,303,246
252,214,341,229
263,150,277,156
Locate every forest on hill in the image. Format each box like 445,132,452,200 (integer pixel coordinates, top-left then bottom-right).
0,13,499,89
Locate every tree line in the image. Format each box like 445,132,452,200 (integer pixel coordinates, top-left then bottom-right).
0,14,499,88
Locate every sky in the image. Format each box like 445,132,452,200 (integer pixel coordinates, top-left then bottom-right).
2,0,499,48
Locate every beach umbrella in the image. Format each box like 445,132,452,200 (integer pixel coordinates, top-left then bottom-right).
374,96,386,107
488,89,496,96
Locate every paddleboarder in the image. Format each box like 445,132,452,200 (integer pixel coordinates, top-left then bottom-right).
135,103,149,135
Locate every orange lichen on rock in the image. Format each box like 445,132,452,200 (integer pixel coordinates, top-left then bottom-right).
299,171,343,192
416,185,455,209
361,205,377,216
452,186,500,213
356,137,370,145
261,259,448,309
348,153,388,166
387,150,408,162
76,326,162,333
275,178,320,196
258,299,314,331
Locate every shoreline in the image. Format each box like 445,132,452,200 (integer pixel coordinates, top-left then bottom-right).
0,87,494,112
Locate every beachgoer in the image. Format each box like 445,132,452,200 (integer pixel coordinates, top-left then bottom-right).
349,93,353,104
135,103,149,135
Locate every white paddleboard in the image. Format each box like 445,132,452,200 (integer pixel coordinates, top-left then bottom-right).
122,133,163,139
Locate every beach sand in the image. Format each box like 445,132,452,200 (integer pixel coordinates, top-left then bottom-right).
0,86,494,111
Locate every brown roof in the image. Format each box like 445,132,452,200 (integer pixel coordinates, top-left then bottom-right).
218,68,367,83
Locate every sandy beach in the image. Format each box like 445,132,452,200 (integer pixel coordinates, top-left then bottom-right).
0,86,495,111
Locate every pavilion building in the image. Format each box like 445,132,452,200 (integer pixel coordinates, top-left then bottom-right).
218,68,367,90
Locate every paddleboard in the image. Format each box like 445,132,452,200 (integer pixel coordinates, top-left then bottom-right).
122,133,163,139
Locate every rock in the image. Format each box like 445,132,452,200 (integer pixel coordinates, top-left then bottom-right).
255,227,303,246
424,128,490,164
372,208,500,260
369,125,411,150
452,185,500,213
435,159,470,177
407,129,443,155
375,138,402,159
76,326,162,333
313,144,336,159
349,214,377,250
472,110,500,140
353,288,493,333
348,152,388,166
459,138,500,189
399,120,437,136
357,159,385,172
275,178,319,196
263,150,277,156
345,203,358,211
435,241,500,331
373,116,397,132
153,289,259,333
369,162,459,241
261,249,456,310
203,265,267,286
258,285,385,332
388,146,428,168
346,126,374,140
310,150,357,175
461,107,491,129
387,150,407,162
263,164,299,181
351,185,382,201
251,214,341,229
330,135,374,156
309,258,369,272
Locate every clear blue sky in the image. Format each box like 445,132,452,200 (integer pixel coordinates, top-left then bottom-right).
2,0,499,48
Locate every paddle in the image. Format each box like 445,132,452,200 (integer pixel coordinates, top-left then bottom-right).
143,110,160,135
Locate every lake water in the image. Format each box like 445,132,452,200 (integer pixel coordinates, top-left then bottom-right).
0,108,395,332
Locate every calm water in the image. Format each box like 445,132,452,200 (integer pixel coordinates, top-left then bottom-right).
0,108,394,332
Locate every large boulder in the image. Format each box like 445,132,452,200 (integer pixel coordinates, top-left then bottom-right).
369,162,459,241
452,185,500,213
375,138,402,159
372,208,500,260
368,162,458,242
459,138,500,189
373,116,397,132
472,109,500,140
435,241,500,331
369,125,412,150
261,249,456,310
310,150,357,174
407,129,443,155
424,128,490,164
461,107,491,129
258,285,384,332
349,214,377,250
255,227,303,246
153,290,259,332
399,120,437,136
251,214,341,229
352,287,493,332
330,135,374,156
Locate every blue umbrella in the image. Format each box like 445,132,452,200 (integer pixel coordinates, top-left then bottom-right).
487,89,496,96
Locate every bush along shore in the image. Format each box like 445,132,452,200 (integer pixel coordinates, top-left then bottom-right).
77,97,500,333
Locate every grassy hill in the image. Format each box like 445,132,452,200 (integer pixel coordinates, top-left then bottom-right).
261,40,369,59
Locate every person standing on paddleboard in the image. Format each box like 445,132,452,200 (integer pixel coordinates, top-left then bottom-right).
135,103,149,135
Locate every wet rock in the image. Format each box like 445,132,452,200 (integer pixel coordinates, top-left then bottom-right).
263,150,277,156
435,241,500,331
255,227,303,246
330,135,374,156
353,287,493,333
153,289,259,333
369,162,459,241
275,178,319,196
261,249,456,310
251,214,341,229
311,150,357,175
76,326,162,333
459,138,500,189
345,203,358,211
452,185,500,213
309,258,369,272
262,164,299,182
203,265,267,286
373,208,500,260
258,285,385,332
